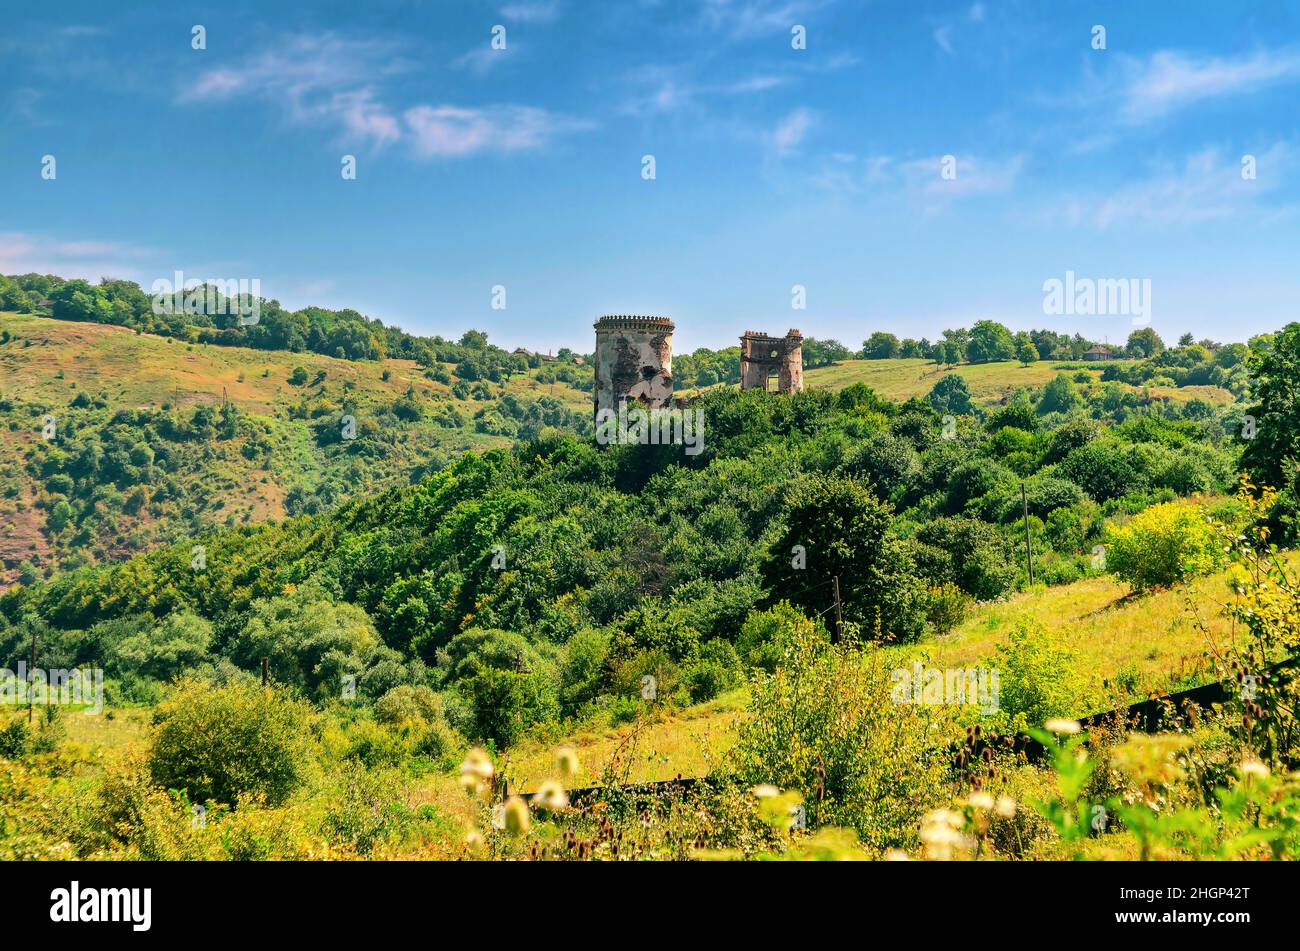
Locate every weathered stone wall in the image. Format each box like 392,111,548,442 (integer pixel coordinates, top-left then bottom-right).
593,316,675,418
739,329,803,394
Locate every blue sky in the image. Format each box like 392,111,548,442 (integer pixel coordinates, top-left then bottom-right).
2,0,1299,352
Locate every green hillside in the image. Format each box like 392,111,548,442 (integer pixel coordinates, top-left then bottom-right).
0,312,591,589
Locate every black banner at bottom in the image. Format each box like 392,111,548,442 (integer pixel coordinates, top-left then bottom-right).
0,859,1280,938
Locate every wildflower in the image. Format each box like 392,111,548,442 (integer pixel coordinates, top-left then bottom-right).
919,808,969,861
556,746,580,779
883,849,910,861
1044,718,1081,736
994,796,1016,819
459,748,495,796
751,784,780,799
502,795,531,835
968,791,994,811
1239,758,1269,781
534,780,569,811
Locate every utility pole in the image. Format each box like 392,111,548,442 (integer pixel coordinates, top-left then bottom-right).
831,575,843,644
28,629,37,724
261,657,269,688
1021,483,1035,586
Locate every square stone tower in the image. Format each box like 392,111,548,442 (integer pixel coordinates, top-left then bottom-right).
592,315,675,420
739,329,803,393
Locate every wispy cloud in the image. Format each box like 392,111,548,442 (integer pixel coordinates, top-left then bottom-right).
405,105,592,158
700,0,825,39
1110,48,1300,122
772,108,813,154
500,1,562,24
0,232,157,280
618,63,789,118
452,44,516,76
1056,144,1294,229
179,33,408,147
180,32,587,158
810,151,1023,214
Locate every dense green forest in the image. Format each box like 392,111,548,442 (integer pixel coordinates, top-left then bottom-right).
4,324,1282,740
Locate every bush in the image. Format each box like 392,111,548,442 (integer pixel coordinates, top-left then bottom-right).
110,610,213,681
925,583,970,636
682,639,741,703
736,601,818,674
373,684,444,726
992,618,1088,733
915,517,1017,601
460,665,559,747
1104,501,1222,591
557,628,610,717
928,374,972,416
148,679,313,807
839,431,919,498
1058,439,1143,502
764,474,928,642
729,619,949,850
320,762,409,856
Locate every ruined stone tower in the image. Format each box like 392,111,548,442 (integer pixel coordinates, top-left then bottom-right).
739,329,803,393
592,315,675,419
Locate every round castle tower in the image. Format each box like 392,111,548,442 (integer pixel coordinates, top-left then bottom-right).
592,315,675,419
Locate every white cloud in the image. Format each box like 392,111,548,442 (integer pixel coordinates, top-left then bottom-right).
932,26,952,55
1113,48,1300,123
1060,144,1294,229
453,44,515,76
618,64,787,117
178,33,406,147
500,1,562,23
700,0,824,39
772,108,813,154
179,32,586,158
0,232,157,281
404,105,591,158
809,152,1022,214
910,154,1024,199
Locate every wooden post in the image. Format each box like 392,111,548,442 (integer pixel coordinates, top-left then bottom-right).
1021,483,1035,586
261,657,269,688
28,629,37,724
831,575,843,644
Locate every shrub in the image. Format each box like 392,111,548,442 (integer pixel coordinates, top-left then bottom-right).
925,583,970,636
110,610,213,681
839,431,919,498
373,684,444,726
992,618,1088,733
927,374,972,416
1058,439,1144,502
460,665,560,747
736,601,818,674
557,628,610,717
915,517,1017,601
682,639,741,703
320,762,409,856
1104,501,1222,591
765,474,928,642
1038,374,1080,414
729,620,950,850
148,679,313,807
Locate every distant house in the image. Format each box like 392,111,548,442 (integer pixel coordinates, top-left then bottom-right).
513,347,557,362
35,299,55,316
1083,344,1114,362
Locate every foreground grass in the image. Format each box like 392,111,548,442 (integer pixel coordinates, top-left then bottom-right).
493,689,749,794
906,558,1292,704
